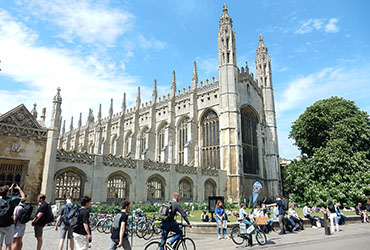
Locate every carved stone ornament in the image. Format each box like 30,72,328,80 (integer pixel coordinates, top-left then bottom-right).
11,143,21,152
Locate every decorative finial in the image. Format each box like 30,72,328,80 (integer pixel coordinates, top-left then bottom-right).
87,108,94,123
223,3,228,12
31,103,38,119
69,116,73,131
97,104,102,121
78,112,82,127
152,79,157,103
62,119,65,134
109,98,113,117
121,93,126,112
192,61,198,89
136,87,141,109
259,34,263,41
41,107,46,121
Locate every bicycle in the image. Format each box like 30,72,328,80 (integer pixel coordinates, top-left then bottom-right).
144,223,196,250
230,220,267,246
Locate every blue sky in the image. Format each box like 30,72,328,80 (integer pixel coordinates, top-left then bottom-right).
0,0,369,159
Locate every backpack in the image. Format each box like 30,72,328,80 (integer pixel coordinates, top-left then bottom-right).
69,208,82,230
282,201,288,211
63,204,78,226
158,202,172,221
45,204,55,224
0,198,13,227
111,212,127,239
18,203,33,224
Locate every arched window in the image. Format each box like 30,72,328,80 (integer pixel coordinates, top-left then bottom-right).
157,124,166,161
147,176,164,202
178,117,189,164
204,180,216,201
107,175,128,204
241,107,259,174
179,178,192,201
201,110,220,169
55,170,84,200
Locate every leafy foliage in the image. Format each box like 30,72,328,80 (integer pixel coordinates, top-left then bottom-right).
284,97,370,206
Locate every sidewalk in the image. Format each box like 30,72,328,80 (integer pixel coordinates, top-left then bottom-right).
21,222,370,249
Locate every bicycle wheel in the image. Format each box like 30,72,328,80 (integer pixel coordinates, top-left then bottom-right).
230,225,245,245
144,241,162,250
136,222,146,238
143,223,155,240
104,218,113,234
255,230,267,245
96,220,105,233
176,237,196,250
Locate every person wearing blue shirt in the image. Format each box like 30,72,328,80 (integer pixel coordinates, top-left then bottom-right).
215,200,228,240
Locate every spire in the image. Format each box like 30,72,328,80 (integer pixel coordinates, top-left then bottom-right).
41,107,46,122
109,98,113,117
136,87,141,110
152,79,158,103
97,104,102,121
257,34,268,54
51,87,62,129
69,116,73,131
121,93,126,113
87,108,94,124
219,3,232,25
31,103,38,119
78,112,82,128
192,61,198,90
171,70,177,98
62,119,65,134
218,4,236,66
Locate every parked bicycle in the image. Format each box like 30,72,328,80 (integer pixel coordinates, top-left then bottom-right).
230,220,267,246
144,223,195,250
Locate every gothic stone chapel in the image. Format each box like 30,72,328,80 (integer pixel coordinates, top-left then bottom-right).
0,5,281,204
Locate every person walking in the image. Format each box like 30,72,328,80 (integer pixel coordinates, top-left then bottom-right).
160,192,192,249
73,197,92,250
215,200,228,240
55,197,76,250
108,200,131,250
327,200,339,232
12,195,29,250
31,194,50,250
0,184,25,250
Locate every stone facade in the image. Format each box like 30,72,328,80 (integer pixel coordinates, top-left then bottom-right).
0,104,47,202
0,5,281,204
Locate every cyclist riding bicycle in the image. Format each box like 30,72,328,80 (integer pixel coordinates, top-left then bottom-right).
160,192,192,249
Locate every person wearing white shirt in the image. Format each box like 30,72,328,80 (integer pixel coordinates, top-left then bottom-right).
303,203,323,228
238,203,252,226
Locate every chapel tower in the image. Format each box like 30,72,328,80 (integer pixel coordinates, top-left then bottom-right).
218,4,243,201
255,35,281,196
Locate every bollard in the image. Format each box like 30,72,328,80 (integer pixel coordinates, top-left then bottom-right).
323,213,331,235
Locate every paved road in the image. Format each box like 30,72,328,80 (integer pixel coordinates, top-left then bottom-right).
20,222,370,249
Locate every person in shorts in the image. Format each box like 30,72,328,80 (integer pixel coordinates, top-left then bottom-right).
31,194,49,250
0,184,25,250
13,195,28,250
73,197,92,250
55,197,76,250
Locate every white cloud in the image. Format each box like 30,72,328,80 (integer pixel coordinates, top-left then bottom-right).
295,18,339,34
197,57,218,80
138,34,166,50
18,0,134,46
0,8,140,126
325,18,339,33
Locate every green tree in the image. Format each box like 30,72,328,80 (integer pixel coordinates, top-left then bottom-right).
284,97,370,206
